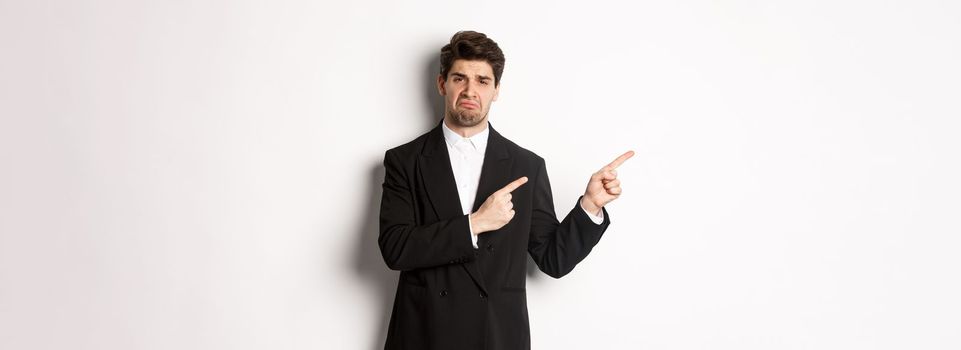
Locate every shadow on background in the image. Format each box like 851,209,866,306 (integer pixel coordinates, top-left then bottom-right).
353,161,392,350
422,51,444,128
352,50,444,350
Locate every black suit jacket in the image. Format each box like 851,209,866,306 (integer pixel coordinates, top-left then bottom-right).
379,121,610,350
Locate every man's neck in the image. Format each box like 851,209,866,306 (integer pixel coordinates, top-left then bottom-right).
443,117,489,138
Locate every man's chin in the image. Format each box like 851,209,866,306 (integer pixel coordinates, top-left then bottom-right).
450,112,485,127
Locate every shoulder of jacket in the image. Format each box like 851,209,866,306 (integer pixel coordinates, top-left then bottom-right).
385,129,433,159
499,135,545,165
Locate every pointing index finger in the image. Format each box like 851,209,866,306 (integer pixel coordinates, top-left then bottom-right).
606,150,635,169
498,176,528,194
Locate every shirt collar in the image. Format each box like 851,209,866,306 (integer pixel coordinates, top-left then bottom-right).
442,120,489,153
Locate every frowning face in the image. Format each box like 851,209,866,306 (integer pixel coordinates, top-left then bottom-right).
437,59,500,128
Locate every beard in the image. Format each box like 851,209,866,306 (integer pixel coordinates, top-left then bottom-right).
447,106,486,128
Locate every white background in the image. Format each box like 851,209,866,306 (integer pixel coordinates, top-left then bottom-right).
2,0,960,349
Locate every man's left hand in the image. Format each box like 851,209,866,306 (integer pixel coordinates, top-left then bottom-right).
581,150,635,215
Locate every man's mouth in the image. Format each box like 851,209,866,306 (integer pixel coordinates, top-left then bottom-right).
459,100,479,109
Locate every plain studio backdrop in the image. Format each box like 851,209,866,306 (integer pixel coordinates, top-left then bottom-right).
1,0,959,349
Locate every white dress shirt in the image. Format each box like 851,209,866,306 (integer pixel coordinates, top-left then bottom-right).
442,121,604,249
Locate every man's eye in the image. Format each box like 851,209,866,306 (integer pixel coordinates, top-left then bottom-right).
480,81,489,85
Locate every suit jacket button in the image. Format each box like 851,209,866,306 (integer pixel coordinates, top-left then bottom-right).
439,290,448,297
448,260,455,264
486,244,494,252
479,293,487,299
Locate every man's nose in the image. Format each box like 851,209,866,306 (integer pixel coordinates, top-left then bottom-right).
462,81,477,97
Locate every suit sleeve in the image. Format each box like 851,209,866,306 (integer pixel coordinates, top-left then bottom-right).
528,158,610,278
378,149,476,271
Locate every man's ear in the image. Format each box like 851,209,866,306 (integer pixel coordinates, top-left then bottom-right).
493,83,500,102
436,74,446,96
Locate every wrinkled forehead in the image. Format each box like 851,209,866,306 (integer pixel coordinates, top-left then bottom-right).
447,59,495,79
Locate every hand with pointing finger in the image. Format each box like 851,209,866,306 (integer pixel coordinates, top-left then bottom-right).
470,176,529,235
581,151,635,216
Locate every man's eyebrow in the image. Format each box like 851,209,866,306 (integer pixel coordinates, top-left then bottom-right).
449,72,493,81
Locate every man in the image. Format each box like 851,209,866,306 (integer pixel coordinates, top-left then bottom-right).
379,31,633,350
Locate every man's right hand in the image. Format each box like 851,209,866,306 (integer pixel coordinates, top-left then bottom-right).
470,176,528,235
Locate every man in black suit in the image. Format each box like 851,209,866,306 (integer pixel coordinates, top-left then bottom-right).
379,31,633,350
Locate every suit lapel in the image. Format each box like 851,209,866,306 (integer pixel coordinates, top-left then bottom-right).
419,122,463,222
419,121,514,221
472,125,513,213
473,125,513,254
418,120,501,296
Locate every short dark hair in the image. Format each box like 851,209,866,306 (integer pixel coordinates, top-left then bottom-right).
440,31,505,86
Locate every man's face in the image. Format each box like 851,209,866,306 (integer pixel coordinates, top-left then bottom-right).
438,59,500,128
